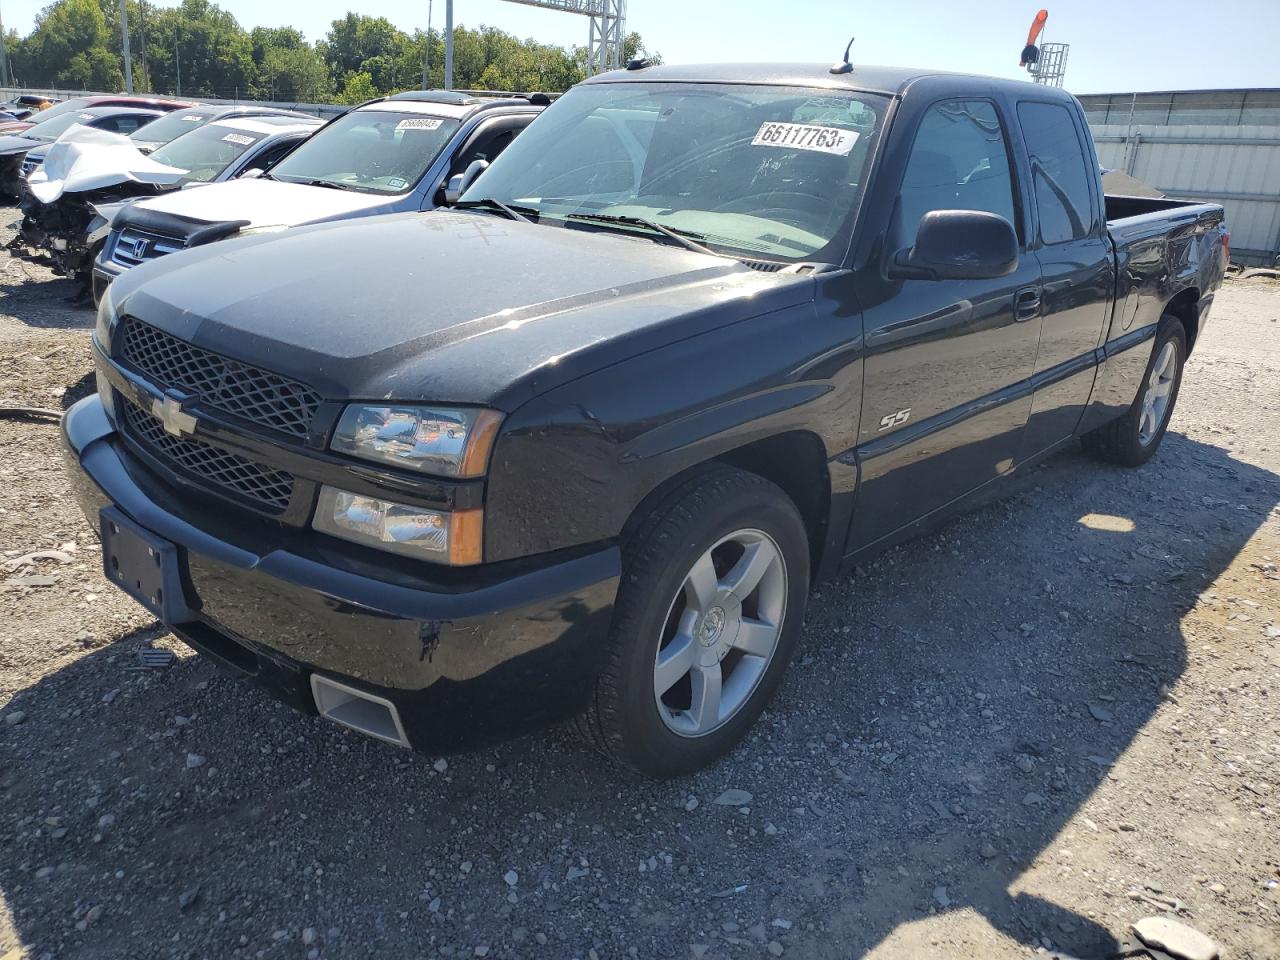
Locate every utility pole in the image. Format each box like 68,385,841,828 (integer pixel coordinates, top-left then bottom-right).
174,26,181,97
139,0,148,93
444,0,453,90
420,0,432,88
0,2,11,89
119,0,133,93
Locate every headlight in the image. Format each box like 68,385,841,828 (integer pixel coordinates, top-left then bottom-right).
312,486,483,565
330,405,502,478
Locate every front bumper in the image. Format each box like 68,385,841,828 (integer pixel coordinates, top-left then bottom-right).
62,394,622,753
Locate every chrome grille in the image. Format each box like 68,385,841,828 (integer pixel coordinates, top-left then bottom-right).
119,316,321,438
121,398,294,513
111,227,186,268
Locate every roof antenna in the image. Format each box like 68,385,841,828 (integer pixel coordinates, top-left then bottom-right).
830,36,855,75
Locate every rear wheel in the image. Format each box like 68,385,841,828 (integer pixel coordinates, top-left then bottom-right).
1083,315,1186,467
577,466,810,779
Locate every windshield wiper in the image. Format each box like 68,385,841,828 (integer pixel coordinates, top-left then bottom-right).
454,198,536,223
305,179,354,191
564,213,726,258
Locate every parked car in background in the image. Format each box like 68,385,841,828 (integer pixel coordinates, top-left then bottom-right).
124,103,314,155
91,90,546,299
0,106,166,198
66,63,1226,778
10,113,322,291
0,95,193,137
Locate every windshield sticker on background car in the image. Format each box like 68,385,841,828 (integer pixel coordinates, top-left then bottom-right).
751,122,859,156
221,133,256,146
77,113,94,120
396,118,443,131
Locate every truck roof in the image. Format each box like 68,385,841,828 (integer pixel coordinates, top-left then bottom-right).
585,62,1078,103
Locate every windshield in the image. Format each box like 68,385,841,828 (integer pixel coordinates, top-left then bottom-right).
26,111,101,141
269,109,460,194
150,123,265,184
130,109,213,146
462,82,886,263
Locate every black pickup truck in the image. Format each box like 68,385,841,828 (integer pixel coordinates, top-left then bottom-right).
64,62,1228,778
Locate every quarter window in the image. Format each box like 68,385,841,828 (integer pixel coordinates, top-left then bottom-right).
1017,101,1096,244
895,99,1017,247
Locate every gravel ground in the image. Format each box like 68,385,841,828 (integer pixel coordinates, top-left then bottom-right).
1,212,1278,960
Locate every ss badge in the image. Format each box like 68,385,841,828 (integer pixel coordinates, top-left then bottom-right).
877,408,912,432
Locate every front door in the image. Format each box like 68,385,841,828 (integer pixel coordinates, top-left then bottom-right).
849,97,1043,551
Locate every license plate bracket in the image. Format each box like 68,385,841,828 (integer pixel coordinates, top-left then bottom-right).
99,507,192,623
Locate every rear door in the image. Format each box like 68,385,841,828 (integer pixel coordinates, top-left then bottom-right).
849,96,1043,551
1016,99,1114,455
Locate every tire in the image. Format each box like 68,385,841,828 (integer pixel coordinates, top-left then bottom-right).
1082,314,1186,467
576,465,810,779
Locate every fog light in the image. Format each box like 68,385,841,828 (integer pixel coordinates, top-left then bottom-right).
312,486,481,565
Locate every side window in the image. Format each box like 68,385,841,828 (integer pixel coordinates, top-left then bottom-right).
895,99,1017,247
452,116,536,174
253,140,299,173
1017,101,1096,244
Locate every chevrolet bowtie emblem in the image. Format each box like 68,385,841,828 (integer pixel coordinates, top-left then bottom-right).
151,394,198,438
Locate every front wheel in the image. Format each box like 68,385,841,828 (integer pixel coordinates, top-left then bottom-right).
1083,315,1186,467
577,466,810,779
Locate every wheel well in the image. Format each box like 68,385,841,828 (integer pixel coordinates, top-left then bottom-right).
1165,288,1201,353
622,433,833,574
715,434,830,571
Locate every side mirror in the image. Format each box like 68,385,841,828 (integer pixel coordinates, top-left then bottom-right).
239,168,264,180
889,210,1019,281
444,158,490,205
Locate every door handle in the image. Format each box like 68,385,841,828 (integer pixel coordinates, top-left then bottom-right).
1015,288,1042,322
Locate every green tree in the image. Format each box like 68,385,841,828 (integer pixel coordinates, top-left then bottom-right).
335,70,378,105
324,13,407,89
257,45,329,102
144,0,254,98
13,0,123,89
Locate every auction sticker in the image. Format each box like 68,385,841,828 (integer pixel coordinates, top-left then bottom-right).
221,133,255,146
397,118,443,131
180,115,204,121
752,122,859,156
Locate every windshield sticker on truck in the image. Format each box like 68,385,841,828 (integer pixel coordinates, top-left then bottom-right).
221,133,256,146
386,177,408,189
751,122,859,156
396,118,443,132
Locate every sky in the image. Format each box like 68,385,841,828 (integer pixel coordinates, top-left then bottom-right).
3,0,1278,94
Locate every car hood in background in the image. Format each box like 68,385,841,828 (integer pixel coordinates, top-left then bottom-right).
27,126,187,203
0,133,42,156
129,177,400,230
116,211,816,409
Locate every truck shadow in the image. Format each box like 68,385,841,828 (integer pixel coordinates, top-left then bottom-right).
1,431,1276,959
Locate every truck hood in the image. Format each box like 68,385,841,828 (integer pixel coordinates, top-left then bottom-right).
116,211,816,409
128,177,395,230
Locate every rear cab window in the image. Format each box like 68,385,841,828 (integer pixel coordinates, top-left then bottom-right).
1016,101,1097,244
